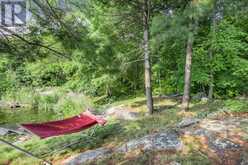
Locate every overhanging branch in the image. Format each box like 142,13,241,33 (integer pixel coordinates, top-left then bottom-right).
0,26,71,59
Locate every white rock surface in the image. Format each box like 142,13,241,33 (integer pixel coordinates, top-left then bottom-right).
0,128,9,136
116,132,182,152
177,118,200,128
105,106,139,120
63,147,111,165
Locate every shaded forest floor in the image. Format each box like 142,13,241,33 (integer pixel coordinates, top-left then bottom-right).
0,96,248,165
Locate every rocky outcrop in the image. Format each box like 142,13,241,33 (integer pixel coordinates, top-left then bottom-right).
0,128,9,136
105,106,139,120
62,131,182,165
116,131,182,153
169,161,181,165
182,117,248,165
63,148,111,165
210,138,240,151
62,116,248,165
177,118,200,128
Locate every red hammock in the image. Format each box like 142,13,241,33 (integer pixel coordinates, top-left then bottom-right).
21,111,107,139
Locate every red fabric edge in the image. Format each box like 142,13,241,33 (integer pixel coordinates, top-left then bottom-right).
82,110,107,126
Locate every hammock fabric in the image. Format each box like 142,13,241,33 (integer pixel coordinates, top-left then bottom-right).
21,111,106,139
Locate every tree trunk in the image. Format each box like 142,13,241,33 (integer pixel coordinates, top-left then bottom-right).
208,0,223,101
181,31,194,111
143,0,154,114
208,50,214,101
208,4,217,101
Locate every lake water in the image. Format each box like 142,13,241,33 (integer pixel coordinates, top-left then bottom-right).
0,108,57,125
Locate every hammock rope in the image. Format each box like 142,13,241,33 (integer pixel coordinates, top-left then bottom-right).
0,138,52,165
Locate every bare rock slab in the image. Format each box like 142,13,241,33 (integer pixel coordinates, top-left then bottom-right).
116,132,182,153
210,138,240,151
105,106,139,120
0,128,9,136
63,147,111,165
63,132,182,165
169,161,181,165
177,118,200,128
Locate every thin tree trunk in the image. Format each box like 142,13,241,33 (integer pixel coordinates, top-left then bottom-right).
143,0,153,114
208,50,214,101
181,31,194,111
208,4,217,101
208,0,223,101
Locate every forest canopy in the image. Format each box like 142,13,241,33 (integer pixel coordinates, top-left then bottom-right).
0,0,247,109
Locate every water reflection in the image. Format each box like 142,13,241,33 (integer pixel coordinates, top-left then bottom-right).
0,108,57,125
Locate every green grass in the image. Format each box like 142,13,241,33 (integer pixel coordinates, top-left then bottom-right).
190,99,248,119
223,99,248,113
1,87,94,116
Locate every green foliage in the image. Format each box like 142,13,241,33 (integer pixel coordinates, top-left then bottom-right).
25,61,66,86
224,99,248,113
191,19,248,97
150,0,248,97
194,99,248,119
0,0,247,100
0,59,11,98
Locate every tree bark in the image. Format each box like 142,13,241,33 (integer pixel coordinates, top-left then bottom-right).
181,31,194,111
208,0,223,101
208,50,214,101
143,0,154,114
208,3,217,101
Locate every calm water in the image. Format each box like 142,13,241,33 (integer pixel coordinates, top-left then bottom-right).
0,108,57,125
